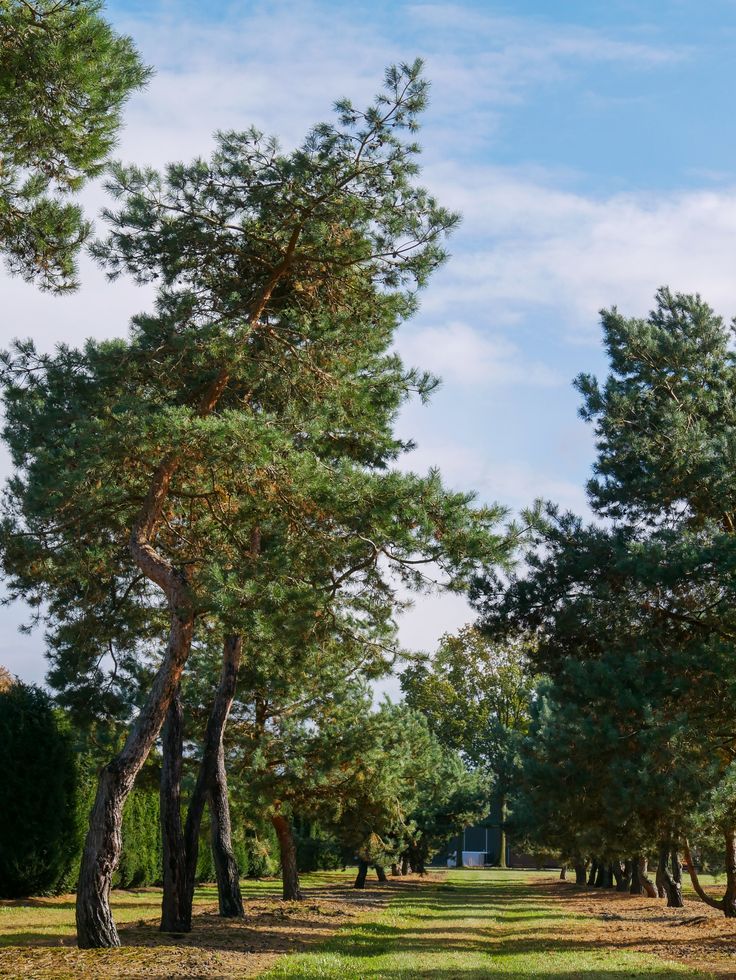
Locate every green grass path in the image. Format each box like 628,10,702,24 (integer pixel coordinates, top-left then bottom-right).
262,870,706,979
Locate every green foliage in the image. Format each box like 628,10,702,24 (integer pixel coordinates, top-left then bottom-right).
116,784,162,888
0,62,507,728
0,682,79,896
402,626,534,801
296,827,343,873
0,0,151,289
474,288,736,869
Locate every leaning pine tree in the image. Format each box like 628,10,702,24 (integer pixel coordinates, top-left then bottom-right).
0,62,507,947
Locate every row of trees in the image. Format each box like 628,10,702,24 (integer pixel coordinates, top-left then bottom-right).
474,288,736,915
0,1,506,948
0,672,489,902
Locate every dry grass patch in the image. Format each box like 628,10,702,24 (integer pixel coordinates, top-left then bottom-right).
0,872,393,979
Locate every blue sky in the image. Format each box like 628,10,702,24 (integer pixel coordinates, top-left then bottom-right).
4,0,736,683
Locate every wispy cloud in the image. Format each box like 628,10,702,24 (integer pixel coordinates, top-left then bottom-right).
396,321,560,387
418,163,736,334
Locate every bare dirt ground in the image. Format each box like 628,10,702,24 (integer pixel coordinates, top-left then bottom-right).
545,876,736,977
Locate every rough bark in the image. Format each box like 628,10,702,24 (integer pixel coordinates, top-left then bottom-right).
723,829,736,917
209,742,244,917
574,862,587,885
611,861,625,891
657,843,683,908
76,453,195,948
354,860,369,889
272,813,303,901
630,856,644,894
401,853,409,876
594,862,608,888
182,635,244,919
671,848,683,890
375,865,388,882
160,687,190,932
559,865,567,880
391,864,400,877
76,609,193,948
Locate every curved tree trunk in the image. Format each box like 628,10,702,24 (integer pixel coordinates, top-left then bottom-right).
375,865,388,882
160,686,190,932
638,857,658,898
683,838,727,913
354,860,369,889
559,865,567,880
657,843,683,908
272,813,303,901
182,635,244,920
76,608,194,948
594,862,607,888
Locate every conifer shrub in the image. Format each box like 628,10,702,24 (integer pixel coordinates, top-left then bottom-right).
0,683,79,896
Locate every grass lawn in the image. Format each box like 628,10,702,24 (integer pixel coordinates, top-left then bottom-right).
261,870,706,979
0,868,728,978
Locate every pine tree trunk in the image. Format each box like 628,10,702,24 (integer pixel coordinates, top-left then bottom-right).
638,857,658,898
209,741,243,917
671,848,683,890
723,828,736,917
611,861,623,890
160,686,190,932
181,635,244,920
76,609,194,948
375,865,387,882
354,860,369,889
620,859,633,891
588,860,598,886
630,856,643,894
574,862,587,885
657,843,683,908
594,862,607,888
613,860,631,892
77,455,195,948
401,853,409,875
272,813,303,901
559,865,567,880
391,864,400,877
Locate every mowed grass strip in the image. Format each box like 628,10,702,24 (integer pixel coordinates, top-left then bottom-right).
261,870,708,979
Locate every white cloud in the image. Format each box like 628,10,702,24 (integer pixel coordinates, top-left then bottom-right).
396,321,560,386
419,164,736,334
397,439,591,516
